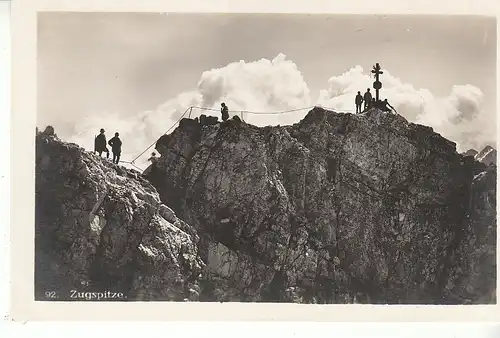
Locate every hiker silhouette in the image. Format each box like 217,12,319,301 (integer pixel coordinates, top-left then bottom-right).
221,102,229,122
355,91,363,114
94,128,110,158
108,132,122,164
363,89,372,110
380,99,396,113
143,152,158,176
148,152,158,164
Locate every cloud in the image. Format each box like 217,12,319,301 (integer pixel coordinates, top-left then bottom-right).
66,53,312,169
64,54,494,171
318,65,494,152
195,53,312,124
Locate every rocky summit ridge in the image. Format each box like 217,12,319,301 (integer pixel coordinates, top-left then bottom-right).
35,107,496,304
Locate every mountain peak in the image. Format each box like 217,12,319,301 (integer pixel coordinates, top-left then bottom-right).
35,109,496,304
473,145,497,166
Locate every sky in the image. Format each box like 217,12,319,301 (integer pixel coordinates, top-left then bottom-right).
37,13,497,169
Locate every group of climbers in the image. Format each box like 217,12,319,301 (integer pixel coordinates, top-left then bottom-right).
94,128,122,164
355,88,373,113
95,91,394,170
94,127,160,174
355,88,396,114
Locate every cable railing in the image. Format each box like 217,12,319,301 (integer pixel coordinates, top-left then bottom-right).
122,104,355,171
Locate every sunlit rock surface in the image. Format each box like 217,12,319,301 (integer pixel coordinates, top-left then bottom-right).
35,107,496,304
35,131,204,301
148,107,496,304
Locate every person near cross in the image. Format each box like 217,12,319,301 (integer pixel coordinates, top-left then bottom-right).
355,91,363,113
380,99,396,113
363,89,372,110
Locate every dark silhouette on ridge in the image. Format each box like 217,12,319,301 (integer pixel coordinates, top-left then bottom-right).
355,91,363,114
380,98,396,113
221,102,229,122
108,132,122,164
363,88,372,110
94,128,109,158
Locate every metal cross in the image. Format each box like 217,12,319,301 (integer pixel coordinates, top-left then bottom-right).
371,63,384,102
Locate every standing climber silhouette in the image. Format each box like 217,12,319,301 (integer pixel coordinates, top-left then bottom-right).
148,152,158,164
221,102,229,122
363,88,372,110
143,152,158,176
94,128,110,159
355,91,363,114
108,132,122,164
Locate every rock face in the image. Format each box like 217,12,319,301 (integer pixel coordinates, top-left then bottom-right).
35,107,496,304
147,108,496,304
462,146,497,166
475,145,497,166
35,132,204,301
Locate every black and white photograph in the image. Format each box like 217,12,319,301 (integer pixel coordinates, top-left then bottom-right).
33,12,496,305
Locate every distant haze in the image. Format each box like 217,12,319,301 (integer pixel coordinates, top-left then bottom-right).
38,13,496,168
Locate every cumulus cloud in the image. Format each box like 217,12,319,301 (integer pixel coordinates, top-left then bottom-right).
195,53,312,124
318,65,494,152
65,54,494,170
67,53,312,170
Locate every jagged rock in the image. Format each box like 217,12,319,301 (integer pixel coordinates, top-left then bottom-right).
462,146,497,167
149,107,496,304
42,125,55,136
475,145,497,166
463,149,478,158
35,132,205,301
443,165,496,303
36,108,496,304
199,114,218,126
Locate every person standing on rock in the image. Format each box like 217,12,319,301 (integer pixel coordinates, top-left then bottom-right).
143,152,158,176
108,132,122,164
363,88,372,110
221,102,229,122
148,152,158,164
94,128,110,159
355,91,363,114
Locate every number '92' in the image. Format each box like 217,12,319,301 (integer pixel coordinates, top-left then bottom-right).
45,291,57,298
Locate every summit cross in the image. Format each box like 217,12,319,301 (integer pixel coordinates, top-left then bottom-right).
371,62,384,102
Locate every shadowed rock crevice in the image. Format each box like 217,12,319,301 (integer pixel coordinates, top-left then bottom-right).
147,107,495,304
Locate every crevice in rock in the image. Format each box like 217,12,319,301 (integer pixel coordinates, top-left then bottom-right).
435,156,475,303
